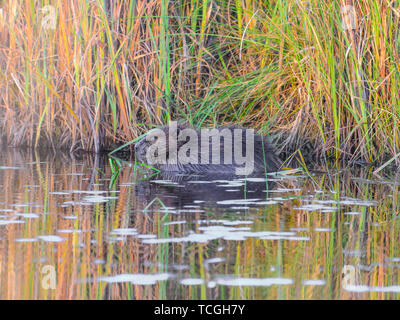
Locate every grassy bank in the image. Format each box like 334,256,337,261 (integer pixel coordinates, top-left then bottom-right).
0,0,400,165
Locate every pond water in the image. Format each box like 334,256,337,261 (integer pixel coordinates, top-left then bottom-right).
0,148,399,299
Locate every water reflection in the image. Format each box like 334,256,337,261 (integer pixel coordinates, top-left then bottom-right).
135,172,278,209
0,148,399,299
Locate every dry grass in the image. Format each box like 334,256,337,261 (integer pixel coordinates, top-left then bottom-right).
0,0,399,164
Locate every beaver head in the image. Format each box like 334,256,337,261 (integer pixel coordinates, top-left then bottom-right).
134,121,191,168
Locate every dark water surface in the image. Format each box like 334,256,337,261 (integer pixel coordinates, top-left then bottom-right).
0,148,400,299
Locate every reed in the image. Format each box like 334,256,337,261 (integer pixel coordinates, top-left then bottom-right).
0,0,399,164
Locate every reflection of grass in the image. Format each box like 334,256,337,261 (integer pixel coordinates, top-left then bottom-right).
143,197,168,213
135,163,161,174
1,150,400,299
107,152,161,188
108,157,121,188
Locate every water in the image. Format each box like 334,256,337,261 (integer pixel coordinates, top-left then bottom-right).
0,148,400,299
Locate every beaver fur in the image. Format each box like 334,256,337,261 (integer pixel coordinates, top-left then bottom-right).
134,122,282,174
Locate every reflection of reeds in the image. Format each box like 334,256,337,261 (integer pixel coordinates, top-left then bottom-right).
0,150,400,299
1,1,400,164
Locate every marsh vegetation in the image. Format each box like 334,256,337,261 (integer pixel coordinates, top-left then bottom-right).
1,0,400,167
1,1,400,300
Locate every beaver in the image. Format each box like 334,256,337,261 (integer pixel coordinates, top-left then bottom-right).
134,122,282,175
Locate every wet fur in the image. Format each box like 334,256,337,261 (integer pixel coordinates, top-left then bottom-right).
134,123,282,174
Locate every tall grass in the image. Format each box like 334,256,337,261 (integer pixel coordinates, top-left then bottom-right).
0,0,400,163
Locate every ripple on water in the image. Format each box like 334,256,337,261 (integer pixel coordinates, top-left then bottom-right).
48,192,71,195
180,278,204,286
303,279,326,286
136,234,157,239
294,204,338,212
57,229,83,233
142,226,310,244
208,220,253,226
98,273,171,285
15,213,40,218
215,277,294,287
81,195,119,203
71,190,112,194
37,235,65,242
110,228,138,236
63,216,78,220
14,238,38,243
204,257,225,264
339,197,378,206
344,285,400,293
12,203,42,208
314,228,335,232
344,211,362,215
0,220,24,226
216,199,261,205
163,220,187,226
150,180,179,186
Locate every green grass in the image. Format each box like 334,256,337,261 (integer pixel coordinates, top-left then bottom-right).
0,0,399,166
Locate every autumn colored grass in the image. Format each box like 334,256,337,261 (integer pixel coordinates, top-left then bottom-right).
0,0,400,166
